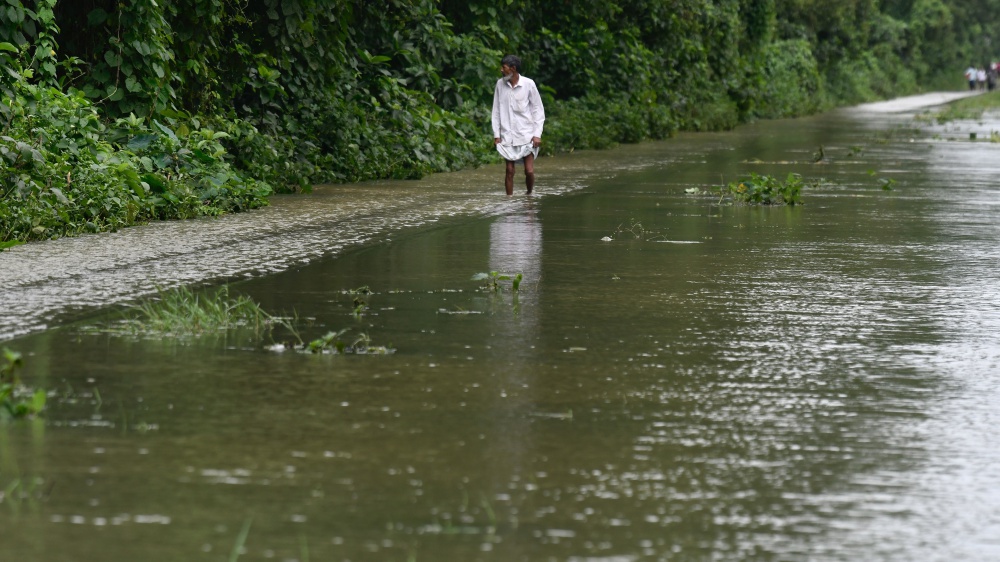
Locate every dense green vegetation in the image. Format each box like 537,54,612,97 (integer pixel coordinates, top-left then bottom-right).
3,0,1000,244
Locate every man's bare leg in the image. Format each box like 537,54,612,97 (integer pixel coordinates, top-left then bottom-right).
524,153,535,194
505,161,516,195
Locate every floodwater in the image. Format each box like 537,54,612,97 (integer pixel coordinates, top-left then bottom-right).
4,92,1000,561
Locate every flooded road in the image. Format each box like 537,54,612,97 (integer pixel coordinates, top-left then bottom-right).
4,91,1000,561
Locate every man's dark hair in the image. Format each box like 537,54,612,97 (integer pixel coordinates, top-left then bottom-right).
501,54,521,72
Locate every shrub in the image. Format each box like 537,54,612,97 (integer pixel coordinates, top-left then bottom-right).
0,42,271,244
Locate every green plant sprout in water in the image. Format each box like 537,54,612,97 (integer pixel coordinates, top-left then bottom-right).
1,348,46,421
722,172,804,206
472,271,522,293
867,170,897,191
304,329,394,355
348,285,372,318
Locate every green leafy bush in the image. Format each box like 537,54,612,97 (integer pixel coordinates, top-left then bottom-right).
752,40,825,119
0,42,270,245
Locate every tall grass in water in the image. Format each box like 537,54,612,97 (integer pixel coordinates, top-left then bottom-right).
126,286,270,336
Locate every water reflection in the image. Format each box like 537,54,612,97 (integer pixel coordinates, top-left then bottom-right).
483,203,544,556
489,202,543,286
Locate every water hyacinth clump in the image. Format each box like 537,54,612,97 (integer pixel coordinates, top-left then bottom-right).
724,172,804,206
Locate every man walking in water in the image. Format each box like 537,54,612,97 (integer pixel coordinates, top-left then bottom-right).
492,55,545,195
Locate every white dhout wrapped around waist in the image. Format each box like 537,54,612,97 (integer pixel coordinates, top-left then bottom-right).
496,143,539,163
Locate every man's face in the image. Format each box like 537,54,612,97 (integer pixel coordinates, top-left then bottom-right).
501,63,515,82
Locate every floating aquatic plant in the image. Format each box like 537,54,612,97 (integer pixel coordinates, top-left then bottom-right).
472,271,522,293
300,329,394,355
1,348,46,421
722,172,804,206
348,286,372,318
867,170,897,191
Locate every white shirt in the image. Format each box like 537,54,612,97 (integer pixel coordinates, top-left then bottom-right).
492,76,545,146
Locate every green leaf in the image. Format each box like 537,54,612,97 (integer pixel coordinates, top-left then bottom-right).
191,149,215,164
37,6,53,23
104,49,121,67
141,173,167,193
127,134,157,151
0,42,17,53
152,120,178,142
87,8,108,26
5,6,23,23
30,389,46,413
50,187,70,205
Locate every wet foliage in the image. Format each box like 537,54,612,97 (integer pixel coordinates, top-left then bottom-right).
301,329,394,356
724,172,805,206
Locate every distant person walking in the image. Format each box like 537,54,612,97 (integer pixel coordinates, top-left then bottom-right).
966,65,978,90
492,54,545,195
978,67,988,91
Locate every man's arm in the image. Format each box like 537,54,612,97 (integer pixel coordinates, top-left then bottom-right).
491,83,502,142
528,82,545,146
528,82,545,138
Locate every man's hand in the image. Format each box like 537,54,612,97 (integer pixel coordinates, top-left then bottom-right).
531,136,541,148
494,137,501,145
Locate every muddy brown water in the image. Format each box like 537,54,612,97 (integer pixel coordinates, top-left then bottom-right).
3,92,1000,561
